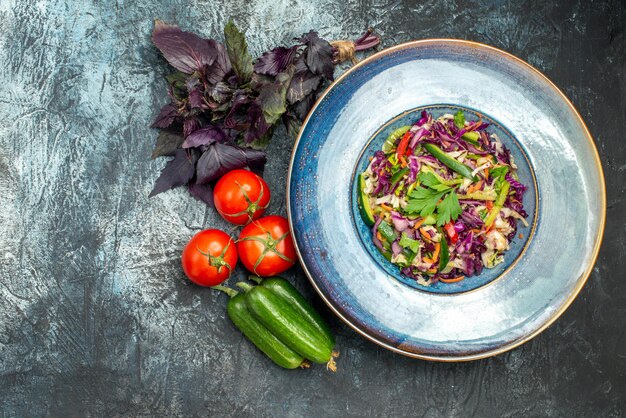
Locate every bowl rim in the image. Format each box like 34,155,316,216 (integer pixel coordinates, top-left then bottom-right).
286,38,606,362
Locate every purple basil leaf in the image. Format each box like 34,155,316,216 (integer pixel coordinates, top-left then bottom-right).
287,57,322,104
204,40,232,84
224,92,251,129
167,81,186,101
188,88,204,108
245,128,273,150
185,75,200,91
188,182,215,207
292,93,317,120
165,71,187,86
208,81,232,103
256,69,293,125
282,114,302,138
222,127,240,141
196,143,240,183
224,20,253,83
183,117,201,136
250,72,275,90
196,143,266,184
243,147,267,175
182,125,226,148
210,104,231,118
149,149,198,197
244,102,270,144
254,46,298,76
152,20,217,74
299,31,334,80
151,104,178,128
151,130,185,158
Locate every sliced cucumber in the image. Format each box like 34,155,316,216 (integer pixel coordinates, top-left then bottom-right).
358,174,375,226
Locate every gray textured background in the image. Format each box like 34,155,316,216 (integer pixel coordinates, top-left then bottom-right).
0,0,624,416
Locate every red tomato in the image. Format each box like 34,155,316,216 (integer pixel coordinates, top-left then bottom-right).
213,169,271,225
237,215,297,277
181,229,238,286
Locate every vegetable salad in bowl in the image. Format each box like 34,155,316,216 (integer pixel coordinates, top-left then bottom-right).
358,110,529,286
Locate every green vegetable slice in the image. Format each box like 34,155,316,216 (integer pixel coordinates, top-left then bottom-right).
461,131,480,145
377,221,397,243
484,180,510,227
358,174,375,226
389,167,409,189
423,143,477,181
438,231,450,272
456,190,497,201
382,125,411,154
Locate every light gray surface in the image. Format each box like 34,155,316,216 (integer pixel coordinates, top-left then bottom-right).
0,0,624,416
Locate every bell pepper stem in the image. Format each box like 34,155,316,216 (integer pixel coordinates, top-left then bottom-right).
211,285,238,298
235,282,254,292
248,275,263,284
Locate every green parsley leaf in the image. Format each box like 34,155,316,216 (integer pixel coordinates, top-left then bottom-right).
406,187,448,217
418,172,451,191
453,110,466,129
430,184,451,192
436,191,462,226
399,233,420,253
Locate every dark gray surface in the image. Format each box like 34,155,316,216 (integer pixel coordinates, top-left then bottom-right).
0,0,624,416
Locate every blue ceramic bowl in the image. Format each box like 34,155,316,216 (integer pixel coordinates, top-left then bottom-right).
287,40,605,361
352,105,538,295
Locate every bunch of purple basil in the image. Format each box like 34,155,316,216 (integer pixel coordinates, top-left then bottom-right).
148,20,379,206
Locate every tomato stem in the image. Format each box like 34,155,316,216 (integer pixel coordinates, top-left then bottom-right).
232,179,269,223
238,231,294,275
211,285,238,298
196,239,234,275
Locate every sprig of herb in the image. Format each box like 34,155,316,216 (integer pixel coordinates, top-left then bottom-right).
453,110,465,129
406,172,462,226
418,172,452,191
405,187,448,218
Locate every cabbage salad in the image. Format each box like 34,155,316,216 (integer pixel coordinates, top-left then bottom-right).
357,110,529,286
